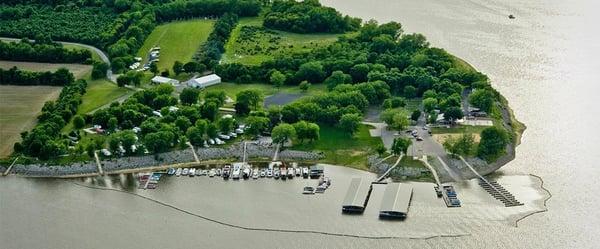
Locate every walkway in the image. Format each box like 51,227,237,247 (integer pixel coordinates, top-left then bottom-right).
94,151,104,175
375,155,403,182
187,142,200,163
2,157,19,176
458,156,523,207
419,156,441,186
436,156,462,181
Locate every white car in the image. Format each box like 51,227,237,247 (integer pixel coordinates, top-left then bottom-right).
235,128,244,134
214,138,225,145
208,139,215,145
229,132,237,138
218,134,231,140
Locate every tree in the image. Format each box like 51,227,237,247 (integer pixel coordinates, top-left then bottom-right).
204,91,227,106
245,116,270,137
444,106,464,124
173,61,184,75
338,113,362,135
174,116,192,132
380,109,409,130
271,123,296,145
149,63,158,75
218,117,235,134
235,90,262,115
296,61,325,83
144,131,174,154
404,85,417,98
180,88,199,105
73,115,85,129
299,80,311,92
270,70,286,89
107,117,118,132
423,97,438,113
186,126,205,146
91,62,108,79
411,110,421,122
469,89,495,113
324,70,352,90
391,137,412,155
443,134,474,156
200,101,219,121
206,123,218,138
477,127,509,162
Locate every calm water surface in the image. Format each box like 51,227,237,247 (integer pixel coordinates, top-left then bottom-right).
2,0,600,248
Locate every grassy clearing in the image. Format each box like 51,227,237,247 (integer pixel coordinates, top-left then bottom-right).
137,19,215,72
0,85,62,158
0,60,92,79
202,82,327,105
291,125,383,169
223,17,346,65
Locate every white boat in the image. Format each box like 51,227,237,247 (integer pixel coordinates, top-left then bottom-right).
216,168,222,176
268,161,283,170
182,168,189,176
252,170,259,179
287,168,294,179
223,165,231,179
242,167,251,179
175,168,182,176
201,170,208,176
295,167,301,177
189,168,196,177
260,169,266,177
232,163,243,180
208,169,216,177
302,167,309,178
195,168,202,176
273,169,280,179
280,168,287,180
266,169,273,178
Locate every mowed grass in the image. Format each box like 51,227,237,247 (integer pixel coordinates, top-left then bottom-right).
137,19,215,71
201,82,327,107
78,79,131,114
0,60,92,79
223,17,346,65
291,125,383,169
0,85,62,158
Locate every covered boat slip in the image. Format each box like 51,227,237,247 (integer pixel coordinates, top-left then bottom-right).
379,183,413,219
342,178,373,214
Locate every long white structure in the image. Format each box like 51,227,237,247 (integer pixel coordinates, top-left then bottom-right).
186,74,221,88
151,76,179,85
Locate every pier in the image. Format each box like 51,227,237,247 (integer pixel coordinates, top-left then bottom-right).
459,156,523,207
94,151,104,175
375,155,403,183
2,157,18,176
187,142,200,163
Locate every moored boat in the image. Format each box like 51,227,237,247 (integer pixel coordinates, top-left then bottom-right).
175,168,182,176
189,168,196,177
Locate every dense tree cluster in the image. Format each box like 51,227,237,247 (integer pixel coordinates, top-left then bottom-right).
0,39,92,64
263,0,361,33
14,78,87,159
106,10,156,72
154,0,261,22
195,13,239,69
0,67,74,86
477,127,509,162
0,5,117,46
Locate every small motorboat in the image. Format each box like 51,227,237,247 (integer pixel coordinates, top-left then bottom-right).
302,186,315,195
167,168,175,175
243,167,251,179
260,169,266,177
195,168,202,176
509,14,515,19
295,167,301,177
287,168,294,179
266,169,273,178
315,184,327,193
216,168,222,176
280,168,287,180
274,170,280,179
222,165,231,179
208,169,216,177
182,168,189,176
189,168,196,177
302,167,309,178
175,168,182,176
252,170,259,179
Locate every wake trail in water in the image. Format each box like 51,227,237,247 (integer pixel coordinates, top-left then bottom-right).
513,174,552,227
71,181,470,240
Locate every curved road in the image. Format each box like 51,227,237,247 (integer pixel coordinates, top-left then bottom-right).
0,37,116,82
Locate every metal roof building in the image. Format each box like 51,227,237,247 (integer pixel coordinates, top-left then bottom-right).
186,74,221,88
342,178,372,214
379,183,413,219
151,76,179,85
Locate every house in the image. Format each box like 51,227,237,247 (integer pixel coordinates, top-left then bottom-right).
186,74,221,89
151,76,179,85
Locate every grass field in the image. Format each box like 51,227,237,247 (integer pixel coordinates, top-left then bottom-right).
0,60,92,79
291,125,383,169
223,17,347,65
137,19,215,71
0,85,62,158
202,82,327,106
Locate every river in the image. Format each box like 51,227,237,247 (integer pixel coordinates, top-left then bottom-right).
2,0,600,248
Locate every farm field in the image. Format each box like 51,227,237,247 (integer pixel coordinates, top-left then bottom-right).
223,17,346,65
0,60,92,79
137,19,215,71
0,85,62,158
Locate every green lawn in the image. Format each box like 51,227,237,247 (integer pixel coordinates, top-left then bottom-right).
202,82,327,106
137,19,215,71
291,125,383,169
223,17,348,65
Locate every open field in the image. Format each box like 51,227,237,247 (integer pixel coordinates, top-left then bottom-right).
291,125,383,169
137,19,215,71
223,17,346,65
0,60,92,79
0,85,62,158
202,82,327,106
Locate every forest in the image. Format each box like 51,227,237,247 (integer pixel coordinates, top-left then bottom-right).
0,67,75,86
0,39,92,64
263,0,361,33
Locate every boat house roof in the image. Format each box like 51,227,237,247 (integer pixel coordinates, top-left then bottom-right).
379,183,413,217
342,178,372,213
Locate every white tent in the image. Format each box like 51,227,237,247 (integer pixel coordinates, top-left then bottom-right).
151,76,179,85
186,74,221,88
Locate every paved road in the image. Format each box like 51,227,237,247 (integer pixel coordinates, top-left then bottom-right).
0,37,116,83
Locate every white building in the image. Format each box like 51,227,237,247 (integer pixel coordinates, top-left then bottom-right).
186,74,221,89
151,76,180,85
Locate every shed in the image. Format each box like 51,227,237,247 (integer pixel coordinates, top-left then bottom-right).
342,178,372,214
379,183,413,219
151,76,179,85
186,74,221,88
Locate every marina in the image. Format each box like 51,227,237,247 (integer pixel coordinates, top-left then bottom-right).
379,183,413,219
341,178,373,214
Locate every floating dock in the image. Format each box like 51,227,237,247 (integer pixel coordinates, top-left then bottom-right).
341,178,373,214
379,183,413,219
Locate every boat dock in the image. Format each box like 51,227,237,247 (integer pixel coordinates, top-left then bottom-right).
341,178,373,214
2,157,18,176
374,155,403,183
379,183,413,219
94,151,104,175
458,156,523,207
